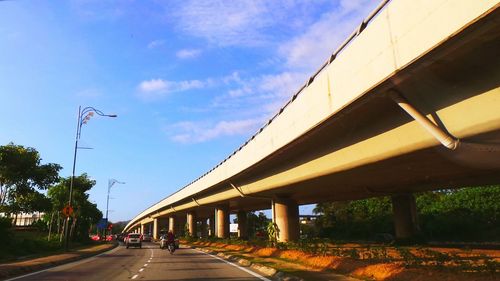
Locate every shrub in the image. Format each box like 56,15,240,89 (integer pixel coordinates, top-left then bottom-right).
0,217,12,237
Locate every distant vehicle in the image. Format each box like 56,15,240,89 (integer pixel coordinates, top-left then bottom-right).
126,233,142,249
160,236,167,249
117,233,127,242
142,233,152,242
90,235,100,241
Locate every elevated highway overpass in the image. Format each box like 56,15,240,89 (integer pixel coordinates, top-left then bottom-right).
124,0,500,241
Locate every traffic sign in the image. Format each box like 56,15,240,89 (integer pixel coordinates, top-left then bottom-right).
97,218,108,229
62,205,74,217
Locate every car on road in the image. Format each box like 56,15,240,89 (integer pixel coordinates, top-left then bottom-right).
142,233,152,242
125,233,142,249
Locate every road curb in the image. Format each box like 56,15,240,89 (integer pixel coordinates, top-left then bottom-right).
0,242,118,281
195,247,304,281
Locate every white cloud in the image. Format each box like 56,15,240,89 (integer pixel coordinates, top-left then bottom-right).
158,0,382,143
176,48,202,59
137,78,210,100
278,0,379,71
210,71,307,115
259,72,306,98
172,1,269,46
169,119,262,143
166,0,335,47
138,79,168,92
148,40,165,49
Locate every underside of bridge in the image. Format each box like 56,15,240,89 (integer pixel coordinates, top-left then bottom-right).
129,4,500,242
179,5,500,212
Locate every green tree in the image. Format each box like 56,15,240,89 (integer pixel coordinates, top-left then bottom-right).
314,186,499,242
417,186,500,241
46,174,102,242
314,197,393,239
109,220,129,234
247,211,270,238
0,143,60,216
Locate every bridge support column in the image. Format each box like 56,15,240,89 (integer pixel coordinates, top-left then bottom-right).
140,224,145,235
273,198,299,242
237,211,248,239
392,194,418,241
153,218,158,240
168,216,175,233
187,211,197,237
209,213,215,237
216,205,229,238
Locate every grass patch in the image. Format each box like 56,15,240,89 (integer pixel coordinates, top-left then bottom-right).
0,230,97,263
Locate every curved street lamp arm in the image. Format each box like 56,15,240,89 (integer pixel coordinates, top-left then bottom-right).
77,107,117,139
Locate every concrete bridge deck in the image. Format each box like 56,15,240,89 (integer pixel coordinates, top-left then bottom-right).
124,0,500,241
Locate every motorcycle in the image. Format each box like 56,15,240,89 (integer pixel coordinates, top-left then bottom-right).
167,241,175,254
160,236,167,249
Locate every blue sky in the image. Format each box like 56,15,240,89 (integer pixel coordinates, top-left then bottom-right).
0,0,379,222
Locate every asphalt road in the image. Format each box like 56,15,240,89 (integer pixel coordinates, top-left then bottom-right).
8,242,270,281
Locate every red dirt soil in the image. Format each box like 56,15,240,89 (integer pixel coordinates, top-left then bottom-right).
188,241,499,281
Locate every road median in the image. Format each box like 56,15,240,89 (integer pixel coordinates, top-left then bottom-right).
186,242,358,281
183,239,499,281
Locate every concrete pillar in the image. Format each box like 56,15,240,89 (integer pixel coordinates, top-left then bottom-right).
140,224,145,235
187,211,197,237
273,198,299,242
153,218,158,240
168,216,175,233
392,194,418,240
200,219,208,238
209,213,216,237
216,205,229,238
237,211,248,239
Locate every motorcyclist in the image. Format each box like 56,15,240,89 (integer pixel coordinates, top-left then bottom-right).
166,230,175,252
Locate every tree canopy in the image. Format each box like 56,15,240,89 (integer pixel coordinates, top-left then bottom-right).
46,174,102,241
313,186,500,242
0,143,61,214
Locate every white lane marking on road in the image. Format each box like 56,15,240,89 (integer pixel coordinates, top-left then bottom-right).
144,263,148,267
139,268,144,272
196,249,272,281
4,246,121,281
131,274,139,279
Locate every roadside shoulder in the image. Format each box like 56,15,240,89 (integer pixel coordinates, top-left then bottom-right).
0,242,118,280
194,247,301,281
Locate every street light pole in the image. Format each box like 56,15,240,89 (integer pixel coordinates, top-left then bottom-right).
105,179,124,238
64,106,117,251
